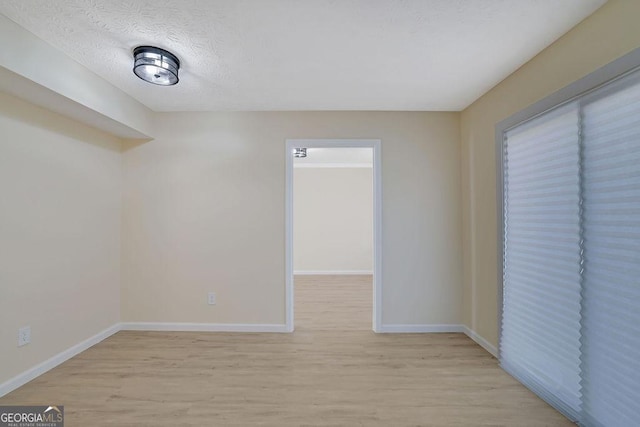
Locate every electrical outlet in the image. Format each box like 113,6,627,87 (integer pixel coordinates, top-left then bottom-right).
18,326,31,347
208,292,216,305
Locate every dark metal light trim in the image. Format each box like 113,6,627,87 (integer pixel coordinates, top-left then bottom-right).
293,148,307,158
133,46,180,86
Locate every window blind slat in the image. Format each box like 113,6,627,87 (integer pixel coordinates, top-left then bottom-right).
501,102,582,420
579,76,640,426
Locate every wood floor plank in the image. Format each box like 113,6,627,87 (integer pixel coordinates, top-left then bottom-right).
0,275,572,426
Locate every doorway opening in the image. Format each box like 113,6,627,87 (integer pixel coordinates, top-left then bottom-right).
285,139,382,332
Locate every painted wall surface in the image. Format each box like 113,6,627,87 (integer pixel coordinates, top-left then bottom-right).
122,112,462,326
0,15,153,138
294,167,373,273
0,92,122,384
460,0,640,347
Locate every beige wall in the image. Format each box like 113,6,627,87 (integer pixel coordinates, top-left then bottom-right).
460,0,640,346
0,92,122,384
294,167,373,273
122,112,462,326
4,0,635,388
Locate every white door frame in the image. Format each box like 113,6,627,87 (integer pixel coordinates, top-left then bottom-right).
285,138,382,332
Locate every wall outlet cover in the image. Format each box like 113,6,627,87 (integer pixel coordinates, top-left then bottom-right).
18,326,31,347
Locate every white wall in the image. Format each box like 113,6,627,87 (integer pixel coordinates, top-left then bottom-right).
0,91,122,385
122,111,462,326
294,167,373,274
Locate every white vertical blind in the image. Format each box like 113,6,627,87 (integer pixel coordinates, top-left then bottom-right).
580,76,640,426
501,103,583,420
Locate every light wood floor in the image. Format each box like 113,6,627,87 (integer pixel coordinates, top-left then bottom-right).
0,275,572,426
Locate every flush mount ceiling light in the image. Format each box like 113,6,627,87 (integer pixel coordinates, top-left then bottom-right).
293,148,307,158
133,46,180,86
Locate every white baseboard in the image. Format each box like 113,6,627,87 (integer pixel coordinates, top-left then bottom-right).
377,324,465,333
377,324,498,358
463,326,498,358
0,321,496,399
0,321,289,398
294,270,373,275
0,323,120,398
120,322,289,333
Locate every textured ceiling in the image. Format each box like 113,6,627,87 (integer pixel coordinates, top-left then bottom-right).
0,0,606,112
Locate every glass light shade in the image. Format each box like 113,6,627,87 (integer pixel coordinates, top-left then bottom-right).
133,46,180,86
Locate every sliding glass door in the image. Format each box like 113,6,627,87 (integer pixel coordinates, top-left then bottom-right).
579,76,640,426
500,68,640,425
